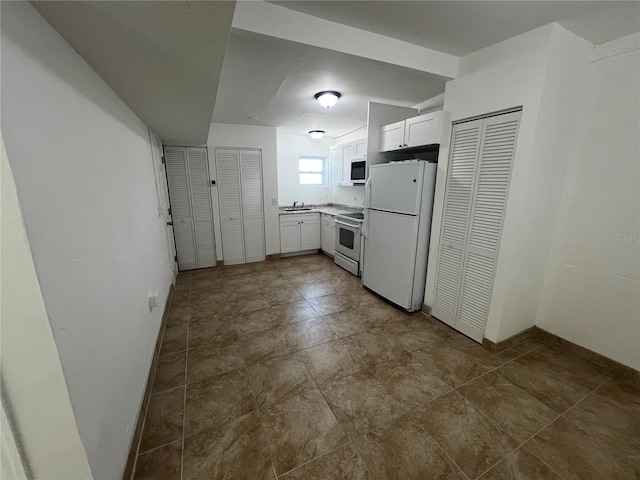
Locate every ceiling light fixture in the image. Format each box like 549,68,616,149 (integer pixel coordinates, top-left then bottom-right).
308,130,325,140
314,91,341,108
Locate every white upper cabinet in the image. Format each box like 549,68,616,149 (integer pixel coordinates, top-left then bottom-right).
379,121,406,151
379,111,445,152
329,146,342,186
328,138,366,185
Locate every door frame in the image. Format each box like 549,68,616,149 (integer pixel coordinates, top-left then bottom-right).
148,128,178,284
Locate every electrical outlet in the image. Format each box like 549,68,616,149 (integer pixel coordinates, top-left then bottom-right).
148,292,159,312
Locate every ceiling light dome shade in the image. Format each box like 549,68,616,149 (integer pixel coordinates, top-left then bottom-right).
308,130,325,140
314,91,341,108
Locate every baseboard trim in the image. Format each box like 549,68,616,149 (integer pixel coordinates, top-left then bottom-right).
421,304,432,316
122,286,174,480
482,327,535,353
532,326,639,379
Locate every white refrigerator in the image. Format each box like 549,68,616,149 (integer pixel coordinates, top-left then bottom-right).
362,160,437,311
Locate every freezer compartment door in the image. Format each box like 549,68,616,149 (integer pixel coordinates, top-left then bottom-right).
363,209,420,309
367,162,424,215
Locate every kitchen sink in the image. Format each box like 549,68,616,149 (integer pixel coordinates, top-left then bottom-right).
284,207,312,211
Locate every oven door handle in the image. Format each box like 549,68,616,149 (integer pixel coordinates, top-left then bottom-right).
335,219,359,228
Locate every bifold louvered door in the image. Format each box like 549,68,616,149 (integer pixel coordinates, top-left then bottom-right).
215,148,265,265
432,110,521,343
164,146,216,271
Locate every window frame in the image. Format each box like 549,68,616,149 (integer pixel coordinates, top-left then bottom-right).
298,156,327,186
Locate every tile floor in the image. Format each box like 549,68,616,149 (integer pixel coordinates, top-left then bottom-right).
132,253,640,480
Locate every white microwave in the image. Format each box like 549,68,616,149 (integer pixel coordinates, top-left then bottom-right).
350,158,366,182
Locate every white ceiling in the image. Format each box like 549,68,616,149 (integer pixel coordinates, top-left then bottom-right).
212,31,447,138
270,1,640,55
31,0,639,143
32,0,236,144
214,0,639,138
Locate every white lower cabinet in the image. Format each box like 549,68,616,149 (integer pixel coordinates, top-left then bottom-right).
321,213,336,255
280,213,320,254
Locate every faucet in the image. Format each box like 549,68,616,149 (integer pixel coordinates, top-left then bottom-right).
293,201,298,209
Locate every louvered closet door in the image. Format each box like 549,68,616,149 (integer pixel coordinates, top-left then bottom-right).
432,120,483,326
239,150,265,263
186,148,216,268
456,111,520,342
215,149,245,265
165,147,198,270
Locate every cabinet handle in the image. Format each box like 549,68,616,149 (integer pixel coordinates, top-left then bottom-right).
398,144,403,148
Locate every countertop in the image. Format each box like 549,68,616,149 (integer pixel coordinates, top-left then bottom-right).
278,204,363,217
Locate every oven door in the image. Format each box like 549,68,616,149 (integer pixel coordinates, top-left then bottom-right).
335,218,361,261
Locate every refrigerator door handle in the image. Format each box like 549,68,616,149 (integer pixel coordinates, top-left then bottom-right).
364,176,372,208
363,209,369,239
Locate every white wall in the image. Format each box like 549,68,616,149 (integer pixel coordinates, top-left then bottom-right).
333,185,366,207
425,25,553,336
2,138,93,480
207,123,280,258
424,24,599,344
492,25,592,341
276,133,333,206
536,33,640,369
1,3,172,478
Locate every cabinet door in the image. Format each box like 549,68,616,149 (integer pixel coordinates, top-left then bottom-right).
216,149,245,265
329,146,342,185
379,121,405,151
341,143,355,162
404,112,441,147
355,139,367,158
280,220,300,253
300,218,320,250
321,219,335,254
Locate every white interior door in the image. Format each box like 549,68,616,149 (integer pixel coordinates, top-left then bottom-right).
148,129,177,283
165,146,198,270
239,150,265,263
363,210,420,309
455,111,520,342
186,148,216,268
432,120,482,326
367,162,424,214
215,149,245,265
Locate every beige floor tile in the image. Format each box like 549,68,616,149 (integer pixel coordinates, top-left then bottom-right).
279,443,369,479
186,342,244,383
260,388,348,475
458,371,558,443
479,448,564,480
183,411,274,480
184,369,256,437
240,326,296,365
525,417,639,480
152,350,186,394
247,352,316,407
412,391,518,479
372,352,452,410
342,328,407,368
322,371,406,438
283,317,338,350
134,440,182,480
139,386,185,453
353,415,466,480
299,339,367,386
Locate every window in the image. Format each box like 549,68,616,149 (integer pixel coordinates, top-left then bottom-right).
299,157,325,185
